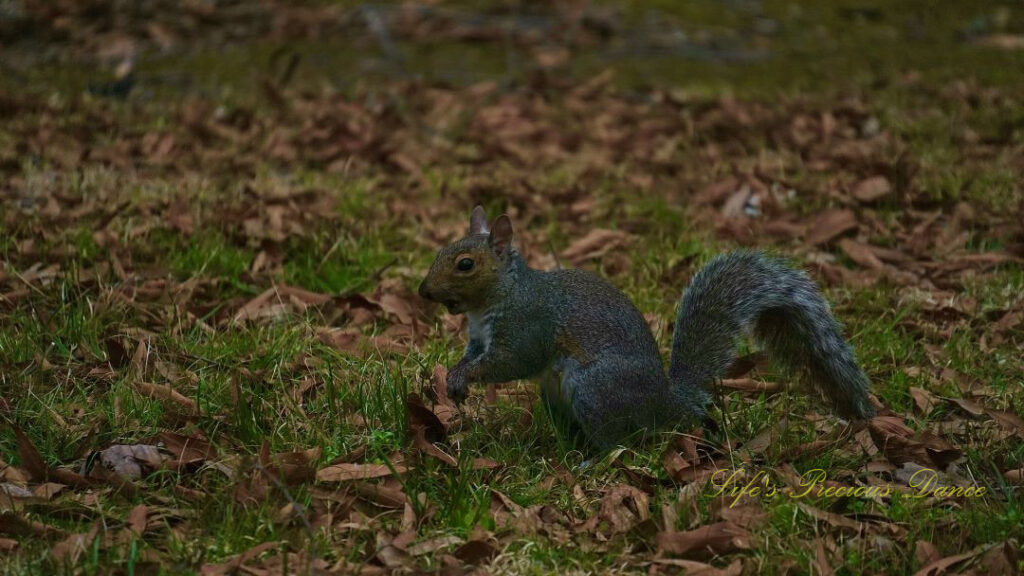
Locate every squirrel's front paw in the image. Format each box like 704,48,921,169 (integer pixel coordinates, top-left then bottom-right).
446,365,469,404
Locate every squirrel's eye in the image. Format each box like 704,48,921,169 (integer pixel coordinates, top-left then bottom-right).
457,257,474,271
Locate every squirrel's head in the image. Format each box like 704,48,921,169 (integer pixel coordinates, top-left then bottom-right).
418,206,516,315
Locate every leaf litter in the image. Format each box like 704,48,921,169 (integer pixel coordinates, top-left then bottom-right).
1,2,1023,574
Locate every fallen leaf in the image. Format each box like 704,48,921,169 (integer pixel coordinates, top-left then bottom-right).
979,541,1020,576
806,209,858,246
975,34,1024,50
851,176,892,203
12,426,93,487
560,229,631,264
95,444,165,480
200,541,278,576
795,503,864,535
317,327,363,355
51,523,100,565
912,549,978,576
134,381,197,414
405,393,447,442
409,425,457,467
909,387,937,416
868,417,961,468
153,431,215,468
126,504,147,536
649,558,743,576
985,409,1024,438
31,483,65,500
916,540,942,566
598,484,650,534
405,535,462,556
352,481,408,509
453,539,497,565
656,522,751,559
375,544,413,569
839,238,885,270
373,293,416,325
316,462,408,483
948,397,986,417
1003,468,1024,485
263,447,321,485
717,378,783,394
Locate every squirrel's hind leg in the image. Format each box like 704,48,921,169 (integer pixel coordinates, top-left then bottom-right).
560,357,678,451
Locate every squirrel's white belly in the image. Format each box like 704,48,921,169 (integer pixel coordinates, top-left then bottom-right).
467,310,494,353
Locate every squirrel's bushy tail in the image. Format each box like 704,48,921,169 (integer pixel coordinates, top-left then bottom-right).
668,250,875,420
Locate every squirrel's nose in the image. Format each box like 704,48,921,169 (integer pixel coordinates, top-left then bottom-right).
418,281,431,301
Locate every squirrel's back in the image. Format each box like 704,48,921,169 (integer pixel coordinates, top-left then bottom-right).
533,268,662,363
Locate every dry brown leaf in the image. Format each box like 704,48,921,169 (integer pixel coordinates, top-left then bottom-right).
200,541,278,576
979,541,1020,576
597,484,650,534
985,409,1024,438
909,387,937,416
95,444,165,480
51,523,100,566
916,540,942,566
795,503,864,535
317,327,363,355
912,549,978,576
560,228,631,264
429,364,459,427
31,483,65,500
316,462,408,483
650,558,743,576
410,425,457,467
806,209,858,246
717,378,783,394
375,544,413,569
405,393,448,442
867,417,962,468
153,431,215,468
815,538,836,576
716,503,768,529
372,293,416,325
404,535,461,556
263,447,321,485
694,178,740,205
851,176,892,203
975,34,1024,50
13,426,93,487
655,521,751,559
126,504,147,536
352,481,408,509
134,381,197,414
839,238,885,270
1003,468,1024,485
742,418,788,457
453,540,498,565
948,397,986,417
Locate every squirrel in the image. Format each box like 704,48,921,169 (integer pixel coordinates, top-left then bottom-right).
418,206,876,450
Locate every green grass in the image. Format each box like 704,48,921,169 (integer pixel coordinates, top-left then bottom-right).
2,1,1023,574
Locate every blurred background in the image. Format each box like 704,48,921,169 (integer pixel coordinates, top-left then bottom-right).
3,1,1023,100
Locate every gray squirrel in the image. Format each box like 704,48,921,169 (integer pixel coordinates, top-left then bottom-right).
418,206,876,450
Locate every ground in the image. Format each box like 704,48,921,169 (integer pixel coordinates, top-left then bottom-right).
0,1,1022,575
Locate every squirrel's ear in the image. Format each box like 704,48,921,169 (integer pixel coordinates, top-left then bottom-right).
469,205,489,235
489,214,514,258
